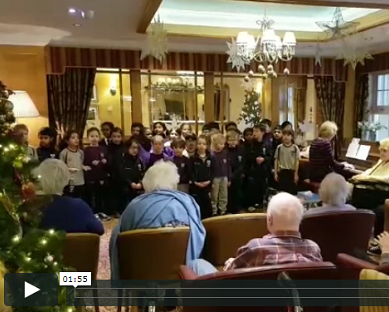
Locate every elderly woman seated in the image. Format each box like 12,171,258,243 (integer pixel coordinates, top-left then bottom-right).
350,138,389,238
109,160,206,280
304,173,355,217
38,159,104,235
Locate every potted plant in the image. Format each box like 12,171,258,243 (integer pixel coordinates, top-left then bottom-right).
357,120,387,141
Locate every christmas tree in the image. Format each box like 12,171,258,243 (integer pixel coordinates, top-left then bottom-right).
0,81,73,311
239,89,262,126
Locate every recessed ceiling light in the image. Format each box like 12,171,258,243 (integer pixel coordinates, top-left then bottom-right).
68,8,76,13
73,23,81,27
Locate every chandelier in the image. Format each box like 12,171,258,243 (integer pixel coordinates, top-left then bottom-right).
233,15,297,65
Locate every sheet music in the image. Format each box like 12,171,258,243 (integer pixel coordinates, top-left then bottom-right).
355,145,371,161
345,143,360,158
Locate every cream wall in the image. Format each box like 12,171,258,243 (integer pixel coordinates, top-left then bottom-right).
224,77,245,122
0,46,48,146
94,73,121,131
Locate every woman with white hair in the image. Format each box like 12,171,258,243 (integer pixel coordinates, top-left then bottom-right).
309,121,346,183
304,173,355,216
109,160,206,280
39,159,104,235
350,138,389,238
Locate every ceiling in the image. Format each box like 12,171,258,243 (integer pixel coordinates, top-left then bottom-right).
0,0,388,58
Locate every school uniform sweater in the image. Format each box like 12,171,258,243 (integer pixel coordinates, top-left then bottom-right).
83,145,109,183
114,153,145,192
211,150,231,181
59,148,85,186
37,146,58,162
173,155,191,184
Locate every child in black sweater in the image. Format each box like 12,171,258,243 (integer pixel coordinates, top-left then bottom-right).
83,127,110,220
37,127,58,162
113,138,145,213
226,130,244,213
189,135,213,219
172,138,190,193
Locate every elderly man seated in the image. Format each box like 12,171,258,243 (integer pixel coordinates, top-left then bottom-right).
304,173,356,217
188,193,322,276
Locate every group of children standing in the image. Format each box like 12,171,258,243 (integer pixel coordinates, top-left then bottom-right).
13,118,301,221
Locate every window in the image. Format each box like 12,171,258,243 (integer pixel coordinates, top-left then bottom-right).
287,86,295,128
367,73,389,141
279,85,295,128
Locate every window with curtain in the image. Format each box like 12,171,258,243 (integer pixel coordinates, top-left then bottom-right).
279,86,295,128
368,73,389,141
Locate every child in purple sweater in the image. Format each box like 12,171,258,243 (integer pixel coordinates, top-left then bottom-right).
83,127,110,221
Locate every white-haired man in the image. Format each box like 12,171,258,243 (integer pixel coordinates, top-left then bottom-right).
304,173,355,217
188,192,322,276
110,160,206,280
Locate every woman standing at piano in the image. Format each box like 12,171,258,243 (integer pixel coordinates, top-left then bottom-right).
349,138,389,237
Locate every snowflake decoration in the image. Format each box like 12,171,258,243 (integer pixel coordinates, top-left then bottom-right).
316,8,358,39
336,49,373,70
336,37,374,70
140,16,168,63
226,38,246,72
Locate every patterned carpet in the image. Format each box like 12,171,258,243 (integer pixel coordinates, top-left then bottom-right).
96,219,116,312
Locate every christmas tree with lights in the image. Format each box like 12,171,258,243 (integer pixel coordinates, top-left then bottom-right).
0,81,73,311
239,89,262,126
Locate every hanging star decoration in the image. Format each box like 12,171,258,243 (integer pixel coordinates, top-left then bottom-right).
315,40,322,67
226,38,246,72
336,36,374,70
336,46,373,70
140,16,168,63
316,7,358,39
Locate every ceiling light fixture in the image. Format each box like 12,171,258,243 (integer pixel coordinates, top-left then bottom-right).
226,12,296,72
73,23,81,27
68,8,76,14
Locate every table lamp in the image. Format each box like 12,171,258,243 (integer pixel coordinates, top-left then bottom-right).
8,91,39,118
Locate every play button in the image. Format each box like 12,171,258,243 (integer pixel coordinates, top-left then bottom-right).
4,273,58,306
24,281,40,298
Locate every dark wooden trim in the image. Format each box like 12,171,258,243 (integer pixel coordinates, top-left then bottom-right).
136,0,163,34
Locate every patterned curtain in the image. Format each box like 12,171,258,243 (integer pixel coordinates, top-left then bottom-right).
295,76,307,123
314,76,346,158
47,68,96,137
353,74,369,138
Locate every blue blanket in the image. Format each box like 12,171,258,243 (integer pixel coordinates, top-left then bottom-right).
109,189,206,280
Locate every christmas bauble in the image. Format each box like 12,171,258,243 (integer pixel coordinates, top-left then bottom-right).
4,101,13,112
258,64,265,74
5,112,14,123
248,70,254,77
244,76,250,82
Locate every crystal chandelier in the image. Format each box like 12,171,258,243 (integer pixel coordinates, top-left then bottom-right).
234,15,297,64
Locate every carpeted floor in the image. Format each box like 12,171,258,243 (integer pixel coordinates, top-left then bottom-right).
97,219,117,281
96,219,117,312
